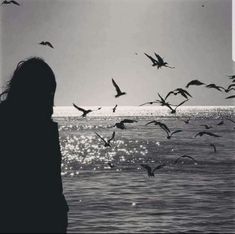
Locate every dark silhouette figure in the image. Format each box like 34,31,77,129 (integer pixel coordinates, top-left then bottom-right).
39,41,54,49
112,78,126,98
165,88,192,100
113,119,137,129
140,163,166,177
0,57,69,233
186,79,205,88
112,104,118,113
194,131,221,138
73,103,101,117
1,0,20,6
95,131,115,147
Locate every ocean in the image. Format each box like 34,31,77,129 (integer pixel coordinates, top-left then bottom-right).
54,106,235,233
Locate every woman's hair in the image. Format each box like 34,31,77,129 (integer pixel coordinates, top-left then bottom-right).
0,57,56,120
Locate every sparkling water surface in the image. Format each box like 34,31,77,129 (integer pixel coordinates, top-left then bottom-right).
55,107,235,233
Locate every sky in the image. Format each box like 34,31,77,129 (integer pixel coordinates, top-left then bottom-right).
0,0,234,106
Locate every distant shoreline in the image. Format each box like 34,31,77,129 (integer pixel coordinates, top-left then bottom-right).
52,106,235,118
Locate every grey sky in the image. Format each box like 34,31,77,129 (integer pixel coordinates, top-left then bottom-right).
0,0,233,106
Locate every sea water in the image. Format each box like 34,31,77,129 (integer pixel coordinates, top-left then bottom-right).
54,106,235,233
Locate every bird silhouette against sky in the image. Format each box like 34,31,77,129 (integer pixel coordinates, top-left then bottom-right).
39,41,54,49
112,78,126,98
186,80,205,88
221,84,235,93
139,101,158,106
95,131,115,147
140,163,166,177
174,155,198,165
226,95,235,99
113,119,137,129
1,0,20,6
73,103,101,117
206,84,224,92
194,131,221,138
144,52,175,69
165,88,192,100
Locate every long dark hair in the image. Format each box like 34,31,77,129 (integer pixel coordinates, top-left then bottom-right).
0,57,56,121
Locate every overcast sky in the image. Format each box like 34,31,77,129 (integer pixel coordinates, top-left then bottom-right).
0,0,233,106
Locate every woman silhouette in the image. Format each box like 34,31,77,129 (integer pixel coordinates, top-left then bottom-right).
0,57,69,233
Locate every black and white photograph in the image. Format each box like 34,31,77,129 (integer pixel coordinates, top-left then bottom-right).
0,0,234,233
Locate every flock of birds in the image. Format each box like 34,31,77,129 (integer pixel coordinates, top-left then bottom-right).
2,0,235,177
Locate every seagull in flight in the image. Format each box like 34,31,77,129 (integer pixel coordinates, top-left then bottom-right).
1,0,20,5
145,120,170,133
194,131,222,138
174,155,198,165
39,41,54,48
226,95,235,99
112,78,126,98
139,101,158,106
95,131,115,147
206,84,224,92
73,103,101,117
113,119,137,129
144,52,175,69
165,88,192,100
140,163,166,177
186,80,205,88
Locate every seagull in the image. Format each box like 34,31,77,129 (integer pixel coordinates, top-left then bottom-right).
156,125,182,139
217,120,224,126
39,41,54,48
186,80,205,88
112,104,118,113
206,84,224,92
226,95,235,99
112,78,126,98
73,103,101,117
113,119,137,129
95,132,115,147
144,52,175,69
174,155,198,165
209,143,217,153
221,84,235,93
200,124,213,129
194,131,222,138
139,101,158,106
140,163,166,177
165,88,192,100
1,0,20,6
145,120,170,133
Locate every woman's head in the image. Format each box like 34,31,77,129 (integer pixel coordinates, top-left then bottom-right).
2,57,56,120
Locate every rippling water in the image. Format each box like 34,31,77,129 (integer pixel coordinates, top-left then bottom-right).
56,109,235,233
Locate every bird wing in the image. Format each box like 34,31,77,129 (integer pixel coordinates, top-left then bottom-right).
159,123,170,133
205,132,221,137
176,99,188,108
11,0,20,5
140,164,152,174
139,101,154,106
171,129,183,136
226,95,235,99
112,78,122,94
108,131,115,143
154,53,164,64
73,103,86,113
95,132,106,144
121,119,137,124
144,53,157,64
157,93,166,103
46,42,54,48
178,88,192,98
228,84,235,90
165,91,174,100
153,164,166,172
181,155,198,163
145,120,157,126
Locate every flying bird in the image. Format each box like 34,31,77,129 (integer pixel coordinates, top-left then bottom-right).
112,104,118,113
200,124,212,129
73,103,101,117
174,155,198,165
140,163,166,177
145,120,170,133
194,131,222,138
206,84,224,92
112,78,126,98
186,80,205,88
1,0,20,6
113,119,137,129
144,52,175,69
209,143,217,153
220,84,235,93
95,132,115,147
139,101,158,106
165,88,192,100
39,41,54,48
226,95,235,99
